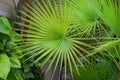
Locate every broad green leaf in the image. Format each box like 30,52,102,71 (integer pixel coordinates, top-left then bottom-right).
22,72,34,79
11,31,22,42
7,69,23,80
0,54,10,80
0,42,4,50
10,57,21,68
0,16,12,40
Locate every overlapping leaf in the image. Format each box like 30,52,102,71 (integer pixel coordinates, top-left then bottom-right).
67,0,104,36
0,16,13,40
0,54,11,80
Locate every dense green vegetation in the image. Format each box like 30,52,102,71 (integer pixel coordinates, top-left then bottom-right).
0,16,44,80
0,0,120,80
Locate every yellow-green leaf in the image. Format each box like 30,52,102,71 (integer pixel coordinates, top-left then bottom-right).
0,54,10,80
10,57,21,68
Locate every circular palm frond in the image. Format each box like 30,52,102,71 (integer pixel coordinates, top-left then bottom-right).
100,0,120,37
17,0,95,79
68,0,107,36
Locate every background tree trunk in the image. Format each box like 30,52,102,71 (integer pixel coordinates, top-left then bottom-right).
0,0,19,17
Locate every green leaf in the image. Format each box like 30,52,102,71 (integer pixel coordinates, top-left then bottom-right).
11,31,22,42
73,60,119,80
87,39,120,57
10,57,21,68
7,68,23,80
0,16,12,40
0,42,4,50
68,0,103,35
14,72,24,80
0,54,11,80
22,72,34,79
100,0,120,37
109,45,120,58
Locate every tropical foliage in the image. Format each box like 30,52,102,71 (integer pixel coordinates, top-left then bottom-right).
15,0,120,79
0,16,21,80
0,16,45,80
17,0,95,79
73,58,119,80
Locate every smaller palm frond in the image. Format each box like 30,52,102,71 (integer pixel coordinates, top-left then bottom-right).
87,38,120,57
17,0,95,79
73,60,119,80
100,0,120,37
67,0,105,36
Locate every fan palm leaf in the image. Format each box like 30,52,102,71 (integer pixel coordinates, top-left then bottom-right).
87,0,120,71
17,0,95,79
100,0,120,37
67,0,105,36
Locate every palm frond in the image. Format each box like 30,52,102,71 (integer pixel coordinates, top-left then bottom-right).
73,59,119,80
17,0,95,79
67,0,105,36
87,38,120,57
100,0,120,37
